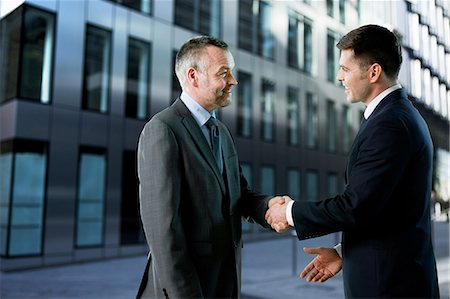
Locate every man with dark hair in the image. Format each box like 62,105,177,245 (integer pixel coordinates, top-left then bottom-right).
266,24,440,298
136,35,282,298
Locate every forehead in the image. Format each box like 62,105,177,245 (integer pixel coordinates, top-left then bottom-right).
339,49,357,66
203,46,235,69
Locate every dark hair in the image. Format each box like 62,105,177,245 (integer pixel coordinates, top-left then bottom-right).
175,36,229,87
337,24,402,79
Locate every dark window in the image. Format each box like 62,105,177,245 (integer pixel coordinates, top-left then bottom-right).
0,140,47,257
121,151,145,245
126,38,151,119
327,100,337,152
287,87,300,146
237,71,253,138
261,80,275,142
0,5,55,103
174,0,221,36
82,25,112,113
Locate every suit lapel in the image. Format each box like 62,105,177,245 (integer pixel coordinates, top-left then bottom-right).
174,100,227,194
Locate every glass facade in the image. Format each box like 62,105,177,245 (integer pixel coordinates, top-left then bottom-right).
0,5,54,103
261,80,275,142
114,0,152,14
126,38,151,119
82,25,111,113
305,169,318,201
287,169,301,201
287,87,300,146
327,100,337,152
76,149,106,247
0,140,47,257
327,29,340,83
306,92,318,149
287,9,313,74
237,71,253,138
174,0,221,37
238,0,275,60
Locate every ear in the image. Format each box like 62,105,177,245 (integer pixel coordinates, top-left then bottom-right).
186,67,199,87
368,63,382,83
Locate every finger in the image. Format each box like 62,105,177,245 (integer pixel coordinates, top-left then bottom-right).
307,269,317,282
312,272,324,282
300,261,315,278
303,247,321,255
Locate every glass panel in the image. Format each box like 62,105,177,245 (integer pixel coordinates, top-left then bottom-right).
261,80,275,142
304,20,313,75
238,0,254,52
117,0,151,14
0,6,22,103
287,87,299,145
306,92,318,149
287,169,300,201
306,170,318,201
126,38,151,119
327,30,337,83
327,100,336,152
174,0,195,32
76,152,106,247
0,153,12,255
327,173,338,197
237,71,252,138
9,151,46,256
20,7,54,103
260,166,275,195
287,10,300,69
258,1,274,59
83,25,111,113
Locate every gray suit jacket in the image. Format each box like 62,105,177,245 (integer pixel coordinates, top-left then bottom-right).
137,99,271,298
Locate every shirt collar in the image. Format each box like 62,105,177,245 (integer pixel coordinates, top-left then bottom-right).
364,83,402,119
180,92,215,127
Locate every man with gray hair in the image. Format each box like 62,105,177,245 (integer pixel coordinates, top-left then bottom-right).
136,36,283,298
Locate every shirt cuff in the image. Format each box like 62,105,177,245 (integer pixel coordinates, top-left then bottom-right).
286,200,295,227
334,243,342,258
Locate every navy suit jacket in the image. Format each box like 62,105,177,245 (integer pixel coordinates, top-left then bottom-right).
292,89,439,298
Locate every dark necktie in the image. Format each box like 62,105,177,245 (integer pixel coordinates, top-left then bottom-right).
206,117,223,173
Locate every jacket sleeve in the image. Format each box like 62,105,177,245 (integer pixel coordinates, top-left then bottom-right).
137,118,203,298
293,117,412,239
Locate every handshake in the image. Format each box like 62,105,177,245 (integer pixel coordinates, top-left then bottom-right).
265,195,293,233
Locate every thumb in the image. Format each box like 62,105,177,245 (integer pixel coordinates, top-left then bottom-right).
303,247,322,255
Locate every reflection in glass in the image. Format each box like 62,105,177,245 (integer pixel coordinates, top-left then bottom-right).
126,38,151,119
287,87,300,145
261,80,275,142
237,72,253,138
288,10,313,74
83,25,111,113
306,92,318,149
0,142,47,257
76,151,106,247
174,0,221,36
258,1,274,59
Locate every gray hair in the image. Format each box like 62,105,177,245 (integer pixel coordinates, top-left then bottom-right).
175,36,229,88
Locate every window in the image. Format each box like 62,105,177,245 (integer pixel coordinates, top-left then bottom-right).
287,87,300,146
258,1,274,59
341,105,352,153
261,80,275,142
327,29,340,83
171,50,182,103
305,170,318,201
287,10,313,74
126,38,151,119
237,71,253,138
0,5,55,104
327,100,337,152
121,151,145,245
260,166,275,195
306,92,318,149
82,25,112,113
174,0,221,36
287,169,301,201
113,0,152,14
327,0,346,24
76,148,106,247
327,172,338,197
241,163,253,233
238,0,275,59
0,140,47,257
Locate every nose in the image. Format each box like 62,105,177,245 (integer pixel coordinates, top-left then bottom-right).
336,69,343,83
228,72,238,86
